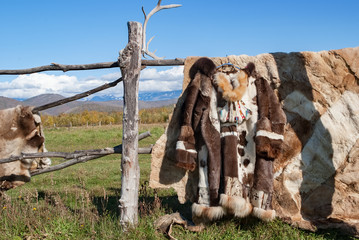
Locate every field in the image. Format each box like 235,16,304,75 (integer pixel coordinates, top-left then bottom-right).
0,124,354,239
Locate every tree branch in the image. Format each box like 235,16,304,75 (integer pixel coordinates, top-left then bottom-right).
32,77,123,113
0,62,120,75
0,59,185,75
0,131,151,166
142,58,184,66
30,145,152,177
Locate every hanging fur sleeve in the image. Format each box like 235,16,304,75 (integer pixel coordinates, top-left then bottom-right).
175,58,216,171
254,77,286,159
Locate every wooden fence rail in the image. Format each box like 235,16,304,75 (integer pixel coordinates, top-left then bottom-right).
32,77,123,113
0,131,151,173
0,58,184,75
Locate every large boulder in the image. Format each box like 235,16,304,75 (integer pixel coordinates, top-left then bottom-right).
150,46,359,236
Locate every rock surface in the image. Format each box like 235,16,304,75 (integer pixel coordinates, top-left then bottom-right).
150,46,359,236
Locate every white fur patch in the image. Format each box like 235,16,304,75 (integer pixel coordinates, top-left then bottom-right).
256,130,284,141
198,145,209,188
219,194,252,218
198,145,210,205
33,114,42,124
209,86,220,132
192,203,225,221
175,141,197,154
220,131,238,138
252,207,276,222
39,157,52,167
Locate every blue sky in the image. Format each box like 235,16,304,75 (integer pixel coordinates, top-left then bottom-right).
0,0,358,99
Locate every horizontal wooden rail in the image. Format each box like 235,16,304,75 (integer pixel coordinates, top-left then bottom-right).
32,77,123,113
30,131,152,176
30,146,152,176
0,58,185,75
0,131,151,165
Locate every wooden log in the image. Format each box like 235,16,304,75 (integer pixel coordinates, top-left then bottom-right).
0,131,151,165
118,21,142,229
0,62,120,74
30,147,152,176
32,77,122,113
0,59,185,75
141,58,184,66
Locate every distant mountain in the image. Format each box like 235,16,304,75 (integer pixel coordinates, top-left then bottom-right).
23,94,65,106
138,90,182,101
22,94,83,115
0,91,181,115
90,95,122,102
0,96,21,109
88,90,182,102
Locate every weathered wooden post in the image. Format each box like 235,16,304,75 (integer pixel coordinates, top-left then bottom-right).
118,21,142,228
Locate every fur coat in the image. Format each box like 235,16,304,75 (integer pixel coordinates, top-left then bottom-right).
175,57,286,223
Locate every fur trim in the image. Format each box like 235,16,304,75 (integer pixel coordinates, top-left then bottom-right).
256,130,284,141
252,207,276,222
192,203,225,221
175,125,197,171
243,62,255,76
219,194,252,218
189,57,216,79
214,71,248,102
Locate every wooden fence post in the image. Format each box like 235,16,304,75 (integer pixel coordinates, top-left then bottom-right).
118,21,142,229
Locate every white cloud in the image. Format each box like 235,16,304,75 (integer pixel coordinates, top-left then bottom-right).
139,66,184,92
0,73,104,98
0,66,184,99
140,66,184,81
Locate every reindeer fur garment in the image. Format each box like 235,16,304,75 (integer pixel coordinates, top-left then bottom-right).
0,106,51,191
174,57,286,223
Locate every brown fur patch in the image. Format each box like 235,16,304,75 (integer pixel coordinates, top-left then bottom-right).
177,126,195,144
238,148,245,157
243,62,255,76
243,159,250,167
222,135,239,178
253,158,274,194
201,111,221,205
255,136,272,159
239,131,247,146
243,173,254,186
274,124,302,171
256,117,271,132
19,106,37,138
189,57,216,79
256,136,283,160
175,150,196,171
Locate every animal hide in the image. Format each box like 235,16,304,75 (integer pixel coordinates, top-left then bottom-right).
150,47,359,237
0,105,51,191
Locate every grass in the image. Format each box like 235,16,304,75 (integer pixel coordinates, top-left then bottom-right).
0,124,355,239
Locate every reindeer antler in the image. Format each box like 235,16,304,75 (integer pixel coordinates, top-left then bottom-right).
142,0,181,59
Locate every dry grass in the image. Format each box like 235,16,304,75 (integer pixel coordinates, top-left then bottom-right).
0,124,355,239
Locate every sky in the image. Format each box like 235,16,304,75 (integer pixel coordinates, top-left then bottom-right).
0,0,358,99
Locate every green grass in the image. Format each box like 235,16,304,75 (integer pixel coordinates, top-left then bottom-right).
0,124,354,239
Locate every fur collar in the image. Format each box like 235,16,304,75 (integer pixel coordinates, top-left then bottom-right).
214,70,249,102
